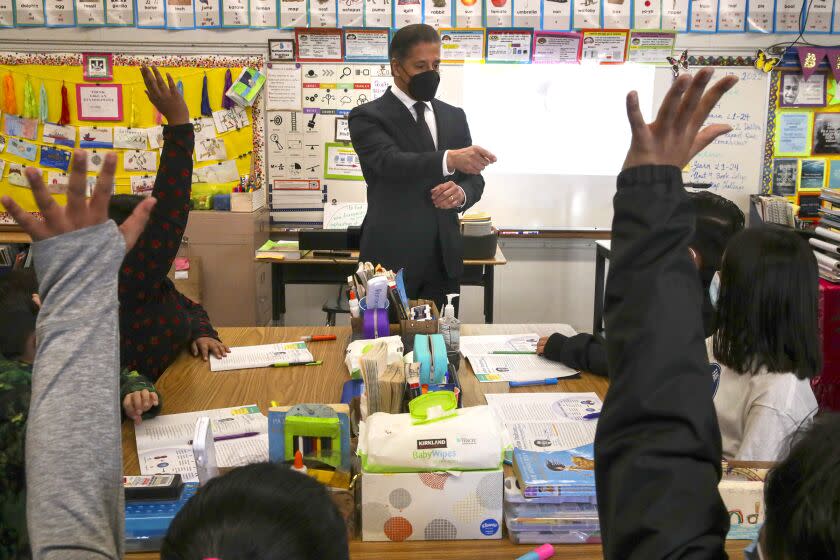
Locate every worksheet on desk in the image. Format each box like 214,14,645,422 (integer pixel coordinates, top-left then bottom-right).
209,342,314,372
461,331,579,382
135,405,269,482
485,392,602,454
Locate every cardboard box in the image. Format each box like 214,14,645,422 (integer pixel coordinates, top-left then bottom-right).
361,469,503,541
230,190,266,213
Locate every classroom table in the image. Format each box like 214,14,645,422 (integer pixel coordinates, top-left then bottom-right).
259,247,507,325
122,324,748,560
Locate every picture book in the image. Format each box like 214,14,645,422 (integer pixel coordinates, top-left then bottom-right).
512,444,596,498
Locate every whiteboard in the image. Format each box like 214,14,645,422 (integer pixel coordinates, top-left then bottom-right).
434,65,769,230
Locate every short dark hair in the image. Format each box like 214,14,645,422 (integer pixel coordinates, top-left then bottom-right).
713,228,821,379
764,413,840,560
389,24,440,61
0,269,39,359
108,194,146,226
687,191,745,272
161,462,349,560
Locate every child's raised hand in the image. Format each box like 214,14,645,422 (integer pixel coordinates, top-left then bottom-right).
623,68,739,171
123,389,159,425
141,65,190,126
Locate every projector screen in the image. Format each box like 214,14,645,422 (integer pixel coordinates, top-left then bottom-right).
462,64,657,177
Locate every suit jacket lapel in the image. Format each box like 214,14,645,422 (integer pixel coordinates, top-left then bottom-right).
383,88,427,151
431,98,448,151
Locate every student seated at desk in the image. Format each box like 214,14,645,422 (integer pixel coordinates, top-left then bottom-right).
537,190,744,377
596,67,840,560
709,227,820,461
2,141,348,560
113,66,229,392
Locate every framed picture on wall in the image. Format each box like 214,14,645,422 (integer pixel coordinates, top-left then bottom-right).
268,39,296,62
82,53,113,82
779,72,826,108
813,113,840,155
800,158,827,190
772,158,798,197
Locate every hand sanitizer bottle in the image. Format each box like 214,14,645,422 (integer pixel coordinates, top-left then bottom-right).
439,293,461,355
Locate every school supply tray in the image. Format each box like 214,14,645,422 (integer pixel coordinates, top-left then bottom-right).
350,299,439,341
125,483,199,552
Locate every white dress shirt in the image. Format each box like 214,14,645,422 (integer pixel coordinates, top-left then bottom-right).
390,85,466,208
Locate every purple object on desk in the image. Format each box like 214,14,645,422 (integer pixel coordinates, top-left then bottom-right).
363,308,390,338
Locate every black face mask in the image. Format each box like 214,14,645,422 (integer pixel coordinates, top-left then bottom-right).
403,67,440,102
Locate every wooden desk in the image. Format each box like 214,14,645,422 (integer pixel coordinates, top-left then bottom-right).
0,227,31,244
261,247,507,324
123,324,746,560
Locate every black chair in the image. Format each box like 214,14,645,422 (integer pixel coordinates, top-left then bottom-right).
322,285,351,326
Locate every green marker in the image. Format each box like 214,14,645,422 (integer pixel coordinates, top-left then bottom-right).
273,360,323,367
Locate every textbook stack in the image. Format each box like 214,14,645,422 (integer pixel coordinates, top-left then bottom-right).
506,445,601,545
812,190,840,282
255,239,302,260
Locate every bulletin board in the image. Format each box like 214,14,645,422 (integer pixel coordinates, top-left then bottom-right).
0,52,264,224
767,65,840,218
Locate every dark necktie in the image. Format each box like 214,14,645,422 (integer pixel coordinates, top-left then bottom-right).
413,101,436,152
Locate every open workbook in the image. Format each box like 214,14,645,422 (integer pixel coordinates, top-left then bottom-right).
460,332,579,383
209,342,314,372
134,405,269,483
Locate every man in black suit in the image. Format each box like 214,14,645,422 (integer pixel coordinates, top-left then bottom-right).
348,24,496,309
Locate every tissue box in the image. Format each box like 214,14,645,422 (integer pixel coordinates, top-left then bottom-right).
231,190,266,212
719,461,771,540
361,469,503,541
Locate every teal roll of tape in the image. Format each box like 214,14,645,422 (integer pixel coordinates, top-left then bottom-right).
414,334,432,384
430,333,448,384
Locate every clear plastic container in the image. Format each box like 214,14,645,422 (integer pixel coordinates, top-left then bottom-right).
504,476,597,506
507,526,602,545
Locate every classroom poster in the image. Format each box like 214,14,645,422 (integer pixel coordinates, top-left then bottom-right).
513,0,540,29
167,0,196,28
805,0,831,32
364,0,390,27
661,0,689,31
541,0,571,30
829,160,840,189
45,0,76,26
454,0,481,27
800,159,826,189
425,0,453,28
772,159,797,196
196,0,221,26
633,0,660,29
747,0,772,31
717,0,745,30
572,0,600,29
222,0,249,26
775,112,812,156
106,0,136,24
344,28,390,62
76,0,106,24
485,0,513,28
485,28,533,63
266,63,303,110
296,28,343,61
337,0,363,27
626,31,675,62
602,0,631,29
249,0,277,27
324,142,363,180
310,0,337,27
775,0,804,32
0,0,13,26
137,0,167,27
580,29,627,63
439,28,485,63
280,0,306,27
394,0,422,28
689,0,718,31
14,0,46,25
533,31,579,63
77,84,123,121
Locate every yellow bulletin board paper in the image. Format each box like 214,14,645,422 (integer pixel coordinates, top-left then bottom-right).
0,53,264,225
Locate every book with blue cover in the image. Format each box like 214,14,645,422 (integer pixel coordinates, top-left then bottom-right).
512,444,596,498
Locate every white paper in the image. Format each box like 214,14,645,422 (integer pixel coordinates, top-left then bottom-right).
280,0,307,26
131,174,156,195
249,0,277,26
0,0,13,26
689,0,718,31
485,392,601,453
633,0,660,29
124,150,158,172
222,0,249,25
485,0,512,26
77,0,106,24
572,0,599,29
87,150,105,172
775,0,803,32
167,0,196,28
213,106,250,134
661,0,688,31
106,0,135,24
364,0,389,26
210,342,314,372
459,333,542,355
78,86,122,120
440,29,485,63
196,137,228,161
45,172,68,194
467,353,579,383
135,405,269,483
14,0,45,24
718,0,746,30
323,201,367,228
6,164,28,187
425,0,452,27
137,0,166,25
542,0,571,29
192,117,217,141
747,0,772,31
344,29,390,61
194,159,240,183
395,0,422,27
266,64,303,111
602,0,631,29
114,126,148,149
310,0,337,26
512,0,539,28
196,0,221,26
338,0,363,26
147,125,165,149
45,0,76,25
805,0,831,32
297,30,343,61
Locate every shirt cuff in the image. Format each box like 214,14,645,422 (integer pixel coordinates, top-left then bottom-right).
442,150,453,176
456,185,467,210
